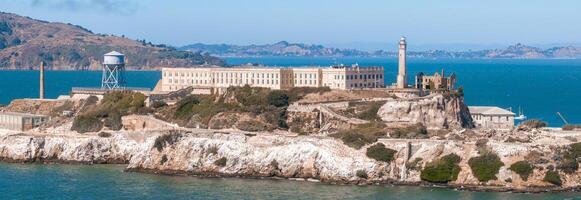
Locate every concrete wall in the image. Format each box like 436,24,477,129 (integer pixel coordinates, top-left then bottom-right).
0,112,48,131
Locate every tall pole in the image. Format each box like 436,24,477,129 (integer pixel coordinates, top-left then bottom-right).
39,61,45,99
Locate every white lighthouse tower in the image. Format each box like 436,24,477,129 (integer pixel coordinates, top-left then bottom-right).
101,51,126,90
397,37,407,89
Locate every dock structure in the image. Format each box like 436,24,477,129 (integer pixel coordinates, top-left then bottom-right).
0,111,49,131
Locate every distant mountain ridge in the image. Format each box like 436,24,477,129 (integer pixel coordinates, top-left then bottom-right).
0,12,224,70
180,41,370,57
181,42,581,59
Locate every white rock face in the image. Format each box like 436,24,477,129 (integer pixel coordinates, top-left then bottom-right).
378,94,474,129
1,129,580,191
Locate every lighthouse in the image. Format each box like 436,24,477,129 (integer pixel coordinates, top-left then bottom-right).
397,37,407,89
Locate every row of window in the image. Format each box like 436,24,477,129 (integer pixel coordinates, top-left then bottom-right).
164,71,384,80
164,71,281,79
473,115,511,121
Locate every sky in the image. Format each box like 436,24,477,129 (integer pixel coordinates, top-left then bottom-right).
1,0,580,51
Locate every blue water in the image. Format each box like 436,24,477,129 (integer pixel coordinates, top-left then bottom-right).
0,57,580,126
1,58,581,198
0,163,579,200
0,70,159,103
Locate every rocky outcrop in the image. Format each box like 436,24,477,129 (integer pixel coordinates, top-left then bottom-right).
378,94,474,129
0,128,580,192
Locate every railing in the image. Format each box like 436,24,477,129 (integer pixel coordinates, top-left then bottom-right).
71,87,151,93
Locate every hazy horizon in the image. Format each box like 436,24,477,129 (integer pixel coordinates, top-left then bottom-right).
1,0,581,51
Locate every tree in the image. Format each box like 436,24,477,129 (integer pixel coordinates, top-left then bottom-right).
267,91,290,107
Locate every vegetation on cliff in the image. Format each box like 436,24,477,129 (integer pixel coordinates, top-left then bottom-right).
420,154,462,183
153,132,183,151
468,153,504,182
558,142,581,174
509,161,534,181
155,86,330,131
389,123,429,139
543,170,562,186
331,122,386,149
71,91,147,133
365,143,397,162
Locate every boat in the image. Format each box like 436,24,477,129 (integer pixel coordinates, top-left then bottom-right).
515,106,527,121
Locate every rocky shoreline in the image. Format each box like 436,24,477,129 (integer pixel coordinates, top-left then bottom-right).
1,128,579,193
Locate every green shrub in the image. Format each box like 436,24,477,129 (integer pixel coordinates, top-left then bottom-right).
214,157,227,167
174,95,200,120
104,112,123,131
73,91,146,133
566,142,581,160
558,159,579,174
390,123,429,139
52,101,74,116
509,161,534,181
420,154,462,183
153,132,182,151
85,96,99,105
98,132,112,138
286,87,331,102
151,100,168,109
543,170,562,186
236,120,274,132
267,90,290,107
71,115,103,133
468,153,504,182
331,122,386,149
356,101,384,121
356,170,368,179
520,119,548,129
366,143,397,162
100,91,146,115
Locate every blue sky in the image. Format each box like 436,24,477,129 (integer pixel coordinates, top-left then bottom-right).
0,0,580,50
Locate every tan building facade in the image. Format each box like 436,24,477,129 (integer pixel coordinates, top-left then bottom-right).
415,70,457,91
159,65,384,92
469,106,515,130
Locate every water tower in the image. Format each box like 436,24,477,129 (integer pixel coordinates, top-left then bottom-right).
101,51,126,90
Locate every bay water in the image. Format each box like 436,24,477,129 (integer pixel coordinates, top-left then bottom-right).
0,163,579,199
1,57,581,199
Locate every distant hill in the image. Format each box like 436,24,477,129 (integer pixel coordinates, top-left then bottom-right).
181,42,581,59
0,12,225,70
180,41,370,57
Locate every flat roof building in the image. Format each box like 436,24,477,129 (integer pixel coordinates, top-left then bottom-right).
469,106,515,130
158,65,384,93
0,111,49,131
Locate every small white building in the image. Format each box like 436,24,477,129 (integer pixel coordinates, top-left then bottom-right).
469,106,515,130
0,111,49,131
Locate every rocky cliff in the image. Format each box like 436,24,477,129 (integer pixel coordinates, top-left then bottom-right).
1,127,580,192
377,94,474,129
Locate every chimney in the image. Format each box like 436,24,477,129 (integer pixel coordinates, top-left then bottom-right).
40,61,45,99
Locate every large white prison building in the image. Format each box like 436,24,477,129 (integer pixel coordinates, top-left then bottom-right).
159,65,384,92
